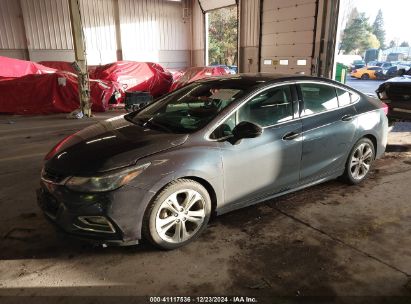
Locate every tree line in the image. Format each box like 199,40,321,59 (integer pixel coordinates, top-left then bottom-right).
340,8,409,55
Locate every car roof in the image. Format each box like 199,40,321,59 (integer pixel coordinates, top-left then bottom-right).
193,73,363,95
195,73,339,86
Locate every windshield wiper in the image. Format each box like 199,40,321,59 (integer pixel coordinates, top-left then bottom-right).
143,119,174,133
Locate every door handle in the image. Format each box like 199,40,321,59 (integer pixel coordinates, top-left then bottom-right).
282,131,300,140
341,114,353,121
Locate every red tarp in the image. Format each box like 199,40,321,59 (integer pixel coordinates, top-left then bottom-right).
169,66,229,92
39,61,98,75
39,61,77,74
90,61,173,97
0,56,56,78
0,72,115,114
0,57,177,114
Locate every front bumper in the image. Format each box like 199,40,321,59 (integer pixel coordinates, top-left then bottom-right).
37,181,149,246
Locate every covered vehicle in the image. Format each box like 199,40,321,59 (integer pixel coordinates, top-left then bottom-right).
0,72,116,114
0,57,118,114
0,56,55,78
169,66,229,92
39,61,77,74
38,74,388,249
39,61,100,76
90,61,173,97
376,68,411,121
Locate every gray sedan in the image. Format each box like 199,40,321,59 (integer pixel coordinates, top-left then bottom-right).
38,74,388,249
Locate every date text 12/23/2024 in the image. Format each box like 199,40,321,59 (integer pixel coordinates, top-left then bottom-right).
149,297,258,303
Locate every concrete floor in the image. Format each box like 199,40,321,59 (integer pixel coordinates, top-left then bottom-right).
0,112,411,300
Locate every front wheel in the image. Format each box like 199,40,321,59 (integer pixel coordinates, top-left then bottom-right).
342,138,375,185
361,74,370,80
143,179,211,250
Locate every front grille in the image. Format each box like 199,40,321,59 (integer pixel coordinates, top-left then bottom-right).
42,168,67,184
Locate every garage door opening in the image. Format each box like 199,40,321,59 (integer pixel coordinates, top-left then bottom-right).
205,5,238,71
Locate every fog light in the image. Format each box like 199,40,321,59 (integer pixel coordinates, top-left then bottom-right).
74,216,116,234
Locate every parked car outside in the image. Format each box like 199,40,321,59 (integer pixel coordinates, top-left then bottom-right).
38,74,388,249
367,61,381,67
208,64,231,74
376,68,411,121
351,66,382,80
375,66,399,80
228,65,238,74
350,60,366,71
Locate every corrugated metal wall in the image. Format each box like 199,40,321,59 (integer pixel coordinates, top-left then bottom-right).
260,0,317,74
79,0,118,64
0,0,26,49
0,0,191,67
240,0,259,48
239,0,259,72
20,0,73,50
118,0,190,67
191,0,204,66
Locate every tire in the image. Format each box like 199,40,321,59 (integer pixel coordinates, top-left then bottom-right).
342,138,375,185
361,74,370,80
142,179,211,250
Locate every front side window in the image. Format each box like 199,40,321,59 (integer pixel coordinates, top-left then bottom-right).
125,82,253,133
300,83,338,115
237,85,294,127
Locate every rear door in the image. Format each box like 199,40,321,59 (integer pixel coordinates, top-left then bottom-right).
298,82,358,182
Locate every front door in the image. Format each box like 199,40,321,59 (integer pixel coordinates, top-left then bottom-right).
212,84,303,211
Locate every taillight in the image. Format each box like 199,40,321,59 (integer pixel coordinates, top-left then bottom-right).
381,102,389,115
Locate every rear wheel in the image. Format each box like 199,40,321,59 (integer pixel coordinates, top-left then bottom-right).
342,138,375,185
143,179,211,250
361,73,370,80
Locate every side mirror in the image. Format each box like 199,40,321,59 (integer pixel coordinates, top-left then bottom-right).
232,121,263,140
397,68,406,76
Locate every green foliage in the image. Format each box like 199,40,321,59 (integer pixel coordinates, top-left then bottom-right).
372,9,385,49
208,6,238,66
340,12,375,54
400,41,410,47
367,33,381,49
389,40,396,48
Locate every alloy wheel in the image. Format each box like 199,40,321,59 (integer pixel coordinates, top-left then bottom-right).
155,189,206,244
350,142,373,180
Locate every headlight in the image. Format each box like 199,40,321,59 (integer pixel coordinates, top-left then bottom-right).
65,163,150,192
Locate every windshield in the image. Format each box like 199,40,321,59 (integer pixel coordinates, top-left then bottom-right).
125,81,251,133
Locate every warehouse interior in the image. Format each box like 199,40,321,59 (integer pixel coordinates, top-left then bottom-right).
0,0,339,76
1,0,411,301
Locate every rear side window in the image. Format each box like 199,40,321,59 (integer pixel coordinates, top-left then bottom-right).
300,83,338,115
336,88,351,107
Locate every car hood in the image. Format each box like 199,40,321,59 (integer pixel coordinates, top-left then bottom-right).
44,115,188,176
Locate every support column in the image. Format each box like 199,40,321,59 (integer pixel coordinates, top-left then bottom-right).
113,0,123,61
68,0,91,117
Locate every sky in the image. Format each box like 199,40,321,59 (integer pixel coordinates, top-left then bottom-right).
352,0,411,44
